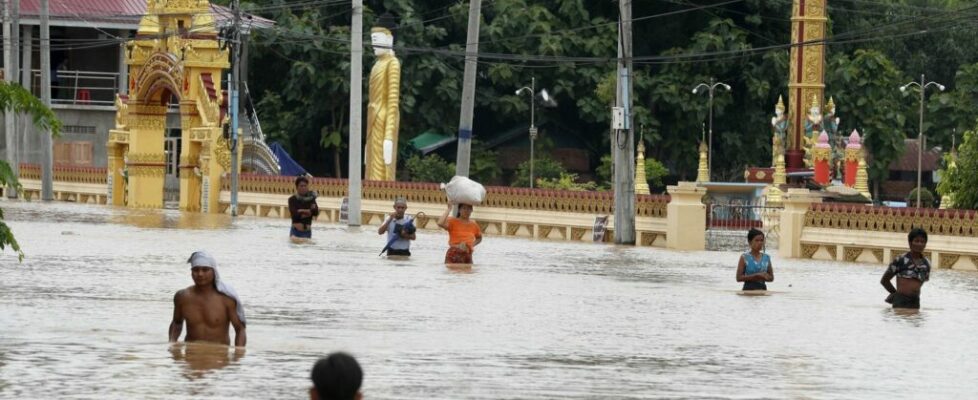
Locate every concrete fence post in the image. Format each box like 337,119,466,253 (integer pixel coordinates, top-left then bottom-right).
666,181,707,251
778,188,821,258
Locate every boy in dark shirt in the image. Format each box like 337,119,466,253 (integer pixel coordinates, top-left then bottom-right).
288,176,319,240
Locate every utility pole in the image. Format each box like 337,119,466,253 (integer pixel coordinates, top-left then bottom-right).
347,0,363,226
20,23,31,167
229,0,241,216
4,0,16,198
40,0,53,201
8,0,19,199
613,0,635,244
454,0,482,177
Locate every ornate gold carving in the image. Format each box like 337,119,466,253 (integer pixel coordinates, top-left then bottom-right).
109,130,130,144
571,227,586,241
641,232,658,246
127,115,166,130
801,243,819,259
17,164,108,184
872,249,884,263
804,204,978,238
812,146,831,162
538,225,553,239
826,245,837,260
844,246,862,262
940,254,960,269
213,137,232,172
127,153,166,163
128,165,166,177
506,223,521,236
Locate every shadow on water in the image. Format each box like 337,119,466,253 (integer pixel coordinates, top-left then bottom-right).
169,343,245,380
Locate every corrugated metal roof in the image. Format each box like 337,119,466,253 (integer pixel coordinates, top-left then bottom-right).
16,0,273,30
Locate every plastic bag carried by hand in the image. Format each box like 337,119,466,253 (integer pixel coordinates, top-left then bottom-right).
440,176,486,205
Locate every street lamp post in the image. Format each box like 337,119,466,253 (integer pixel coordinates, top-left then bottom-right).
692,78,731,181
900,74,945,208
517,77,554,188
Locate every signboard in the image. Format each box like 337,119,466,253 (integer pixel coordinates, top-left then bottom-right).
339,197,349,224
592,215,609,242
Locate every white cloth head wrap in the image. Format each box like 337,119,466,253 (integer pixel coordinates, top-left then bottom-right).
188,250,246,326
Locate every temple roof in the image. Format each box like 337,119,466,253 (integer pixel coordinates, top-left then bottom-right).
15,0,273,31
888,138,942,172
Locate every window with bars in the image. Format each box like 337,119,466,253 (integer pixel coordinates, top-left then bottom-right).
63,125,97,135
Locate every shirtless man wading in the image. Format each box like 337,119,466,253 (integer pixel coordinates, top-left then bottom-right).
169,251,247,346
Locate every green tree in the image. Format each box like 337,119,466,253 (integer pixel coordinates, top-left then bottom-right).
906,187,936,208
596,154,668,191
512,157,566,187
938,126,978,209
0,81,62,261
536,172,598,191
468,140,502,185
826,49,910,200
405,153,455,183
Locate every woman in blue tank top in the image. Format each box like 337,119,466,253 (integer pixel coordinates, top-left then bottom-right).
736,228,774,290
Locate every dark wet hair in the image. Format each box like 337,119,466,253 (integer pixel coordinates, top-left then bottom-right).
747,228,764,243
908,227,928,244
311,352,363,400
295,176,309,186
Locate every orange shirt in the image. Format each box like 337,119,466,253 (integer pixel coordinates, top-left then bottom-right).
446,217,482,251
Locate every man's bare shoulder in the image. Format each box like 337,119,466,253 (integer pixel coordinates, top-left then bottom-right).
173,287,195,301
220,293,238,308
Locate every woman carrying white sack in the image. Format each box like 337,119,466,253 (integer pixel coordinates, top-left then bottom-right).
437,176,486,264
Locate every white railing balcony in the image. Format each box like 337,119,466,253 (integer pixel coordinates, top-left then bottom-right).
31,69,121,107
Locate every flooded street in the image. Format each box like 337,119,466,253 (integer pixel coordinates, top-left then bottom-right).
1,200,977,399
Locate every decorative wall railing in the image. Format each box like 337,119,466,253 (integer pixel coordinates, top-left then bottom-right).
18,163,108,185
805,203,978,237
225,174,669,217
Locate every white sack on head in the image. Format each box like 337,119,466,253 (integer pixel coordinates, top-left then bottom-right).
441,175,486,205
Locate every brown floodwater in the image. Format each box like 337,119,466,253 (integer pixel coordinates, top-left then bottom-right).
1,200,977,399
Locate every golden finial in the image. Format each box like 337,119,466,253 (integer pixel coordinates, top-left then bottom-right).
810,93,819,110
696,141,709,183
775,95,785,113
825,96,836,114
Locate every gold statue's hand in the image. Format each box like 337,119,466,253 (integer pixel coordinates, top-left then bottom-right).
383,139,394,164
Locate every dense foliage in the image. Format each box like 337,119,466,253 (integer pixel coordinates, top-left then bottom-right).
232,0,978,203
0,81,62,261
938,126,978,210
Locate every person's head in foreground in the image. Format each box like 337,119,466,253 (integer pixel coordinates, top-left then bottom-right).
393,197,407,219
457,203,473,219
908,227,927,254
296,176,310,195
747,228,764,252
310,352,363,400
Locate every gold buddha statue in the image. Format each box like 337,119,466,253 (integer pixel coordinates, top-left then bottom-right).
365,16,402,181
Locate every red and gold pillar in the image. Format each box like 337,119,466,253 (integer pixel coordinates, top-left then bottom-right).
844,130,861,187
813,132,831,185
787,0,827,169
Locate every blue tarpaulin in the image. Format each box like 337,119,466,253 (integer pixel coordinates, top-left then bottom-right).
269,142,309,176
